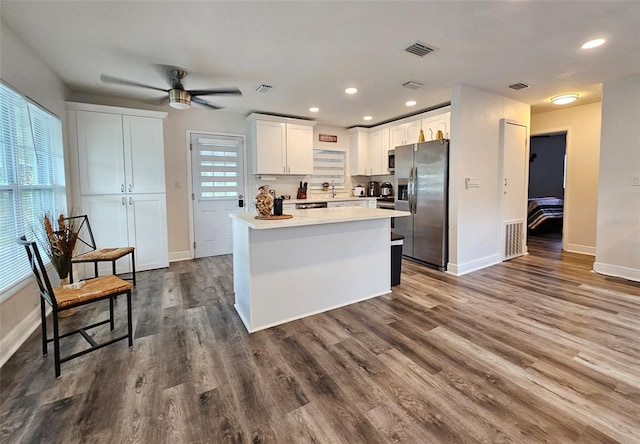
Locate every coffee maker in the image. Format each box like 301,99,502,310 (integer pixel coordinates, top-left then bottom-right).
367,181,380,197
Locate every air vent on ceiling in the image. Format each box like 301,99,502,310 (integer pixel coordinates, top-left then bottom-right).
402,80,425,90
405,41,434,57
508,82,531,91
256,84,274,93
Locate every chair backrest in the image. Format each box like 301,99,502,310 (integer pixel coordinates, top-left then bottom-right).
64,215,97,252
17,236,58,309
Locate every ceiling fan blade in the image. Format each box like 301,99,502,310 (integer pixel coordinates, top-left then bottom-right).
191,96,223,110
100,74,168,93
189,87,242,97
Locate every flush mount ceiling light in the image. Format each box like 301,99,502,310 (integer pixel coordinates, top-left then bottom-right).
345,87,358,94
363,116,373,121
405,100,417,107
309,107,319,112
581,38,605,49
551,93,579,105
169,89,191,109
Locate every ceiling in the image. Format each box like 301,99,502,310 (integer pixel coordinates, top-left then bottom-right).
2,1,639,127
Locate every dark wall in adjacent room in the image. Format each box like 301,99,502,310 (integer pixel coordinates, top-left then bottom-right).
529,133,566,198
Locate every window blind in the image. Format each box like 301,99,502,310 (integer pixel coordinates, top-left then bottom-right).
310,148,346,189
196,136,240,198
0,82,65,296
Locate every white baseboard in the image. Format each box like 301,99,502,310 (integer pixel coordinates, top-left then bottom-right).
565,243,596,256
169,250,192,262
0,305,46,368
446,253,501,276
593,262,640,282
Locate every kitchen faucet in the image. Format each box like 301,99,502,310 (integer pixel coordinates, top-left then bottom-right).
331,180,336,198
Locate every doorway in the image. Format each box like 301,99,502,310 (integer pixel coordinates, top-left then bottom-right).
527,132,567,251
190,132,245,258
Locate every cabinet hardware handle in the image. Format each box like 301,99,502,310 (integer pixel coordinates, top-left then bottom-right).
121,184,125,192
129,197,133,205
122,197,125,205
128,184,132,192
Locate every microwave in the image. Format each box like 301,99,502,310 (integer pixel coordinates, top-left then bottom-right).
388,149,395,174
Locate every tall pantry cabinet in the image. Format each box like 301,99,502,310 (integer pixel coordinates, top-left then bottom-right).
66,103,169,276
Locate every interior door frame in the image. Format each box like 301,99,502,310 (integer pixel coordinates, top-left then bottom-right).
529,126,571,252
185,130,248,260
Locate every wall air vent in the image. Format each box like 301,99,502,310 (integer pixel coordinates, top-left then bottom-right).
402,81,425,90
256,84,274,93
504,220,525,259
508,82,531,91
405,41,434,57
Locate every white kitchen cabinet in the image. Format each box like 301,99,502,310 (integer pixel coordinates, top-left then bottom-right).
80,193,168,273
421,112,450,141
349,128,370,175
67,102,169,274
248,114,316,175
390,118,422,149
76,111,165,195
327,200,369,208
368,127,390,175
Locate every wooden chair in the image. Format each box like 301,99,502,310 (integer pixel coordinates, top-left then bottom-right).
18,236,133,377
65,215,136,286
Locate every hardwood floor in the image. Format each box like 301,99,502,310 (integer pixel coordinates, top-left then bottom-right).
2,242,639,443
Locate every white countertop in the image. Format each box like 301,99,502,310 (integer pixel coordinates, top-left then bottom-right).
230,206,409,229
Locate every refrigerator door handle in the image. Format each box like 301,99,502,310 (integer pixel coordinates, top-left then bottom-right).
409,166,416,214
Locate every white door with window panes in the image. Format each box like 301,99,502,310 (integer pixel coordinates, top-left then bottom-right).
191,133,245,258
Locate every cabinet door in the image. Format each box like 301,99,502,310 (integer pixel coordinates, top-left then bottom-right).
389,124,405,149
349,129,370,175
80,194,131,275
368,130,383,175
286,123,313,175
380,128,391,174
127,193,169,271
254,120,286,174
123,116,165,193
77,111,125,194
405,119,422,145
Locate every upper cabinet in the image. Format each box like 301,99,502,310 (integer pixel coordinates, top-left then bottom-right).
74,109,166,195
390,118,422,149
248,113,316,175
368,127,390,175
421,112,451,142
349,128,370,175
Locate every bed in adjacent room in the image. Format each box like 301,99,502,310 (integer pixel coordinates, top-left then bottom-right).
527,197,564,231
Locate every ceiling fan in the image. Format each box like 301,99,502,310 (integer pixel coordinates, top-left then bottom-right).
100,68,242,110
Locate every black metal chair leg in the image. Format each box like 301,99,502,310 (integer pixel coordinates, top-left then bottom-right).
94,262,99,279
109,297,115,330
127,291,133,347
53,310,61,378
69,262,74,284
40,298,48,356
131,253,136,287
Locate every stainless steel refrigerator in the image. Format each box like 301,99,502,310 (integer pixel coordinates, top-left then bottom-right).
394,140,449,270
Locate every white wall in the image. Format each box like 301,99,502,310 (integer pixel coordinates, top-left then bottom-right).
594,74,640,282
0,24,68,365
531,102,601,255
448,85,530,275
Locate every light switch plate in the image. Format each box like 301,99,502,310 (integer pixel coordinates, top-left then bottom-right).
465,177,480,189
631,176,640,186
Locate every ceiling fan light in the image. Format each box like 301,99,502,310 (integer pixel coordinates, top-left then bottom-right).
169,89,191,109
551,93,579,105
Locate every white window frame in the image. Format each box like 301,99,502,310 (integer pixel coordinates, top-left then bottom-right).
0,80,66,300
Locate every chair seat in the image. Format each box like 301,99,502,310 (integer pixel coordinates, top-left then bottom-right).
72,247,134,262
54,275,133,309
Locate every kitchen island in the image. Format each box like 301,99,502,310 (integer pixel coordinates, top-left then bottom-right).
230,207,409,332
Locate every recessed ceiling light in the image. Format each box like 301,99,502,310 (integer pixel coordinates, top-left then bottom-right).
363,116,373,121
581,38,605,49
405,100,417,107
551,94,579,105
345,87,358,94
309,107,319,112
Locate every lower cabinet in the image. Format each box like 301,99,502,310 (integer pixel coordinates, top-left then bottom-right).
80,193,169,276
327,200,370,208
